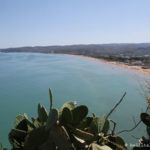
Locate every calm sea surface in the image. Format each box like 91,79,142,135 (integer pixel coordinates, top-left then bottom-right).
0,53,149,148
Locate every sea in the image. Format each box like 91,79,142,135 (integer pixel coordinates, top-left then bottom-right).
0,52,149,149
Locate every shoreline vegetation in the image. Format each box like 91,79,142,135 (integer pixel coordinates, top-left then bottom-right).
78,55,150,75
0,43,150,75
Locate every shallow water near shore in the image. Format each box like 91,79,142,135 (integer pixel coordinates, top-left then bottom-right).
0,52,149,149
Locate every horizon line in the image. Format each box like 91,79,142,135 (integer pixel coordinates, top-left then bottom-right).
1,42,150,49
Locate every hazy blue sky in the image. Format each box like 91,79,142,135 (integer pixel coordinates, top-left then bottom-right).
0,0,150,48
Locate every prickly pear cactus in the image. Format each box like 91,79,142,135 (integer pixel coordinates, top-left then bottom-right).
38,104,48,123
140,113,150,127
46,108,58,130
89,117,110,134
0,144,7,150
6,89,127,150
89,143,113,150
132,112,150,150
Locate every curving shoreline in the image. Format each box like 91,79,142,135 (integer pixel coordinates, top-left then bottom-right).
77,55,150,75
1,51,150,75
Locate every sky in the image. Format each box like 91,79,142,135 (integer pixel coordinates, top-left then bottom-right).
0,0,150,48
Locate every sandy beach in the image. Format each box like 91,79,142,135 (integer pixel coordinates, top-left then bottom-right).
78,55,150,75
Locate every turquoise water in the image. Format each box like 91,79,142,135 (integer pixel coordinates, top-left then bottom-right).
0,53,149,149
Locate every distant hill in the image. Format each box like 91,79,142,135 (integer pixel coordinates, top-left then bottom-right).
0,43,150,57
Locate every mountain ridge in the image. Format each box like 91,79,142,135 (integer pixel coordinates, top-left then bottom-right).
0,43,150,57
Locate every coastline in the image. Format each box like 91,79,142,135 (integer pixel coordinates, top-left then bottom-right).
77,55,150,75
1,52,150,75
